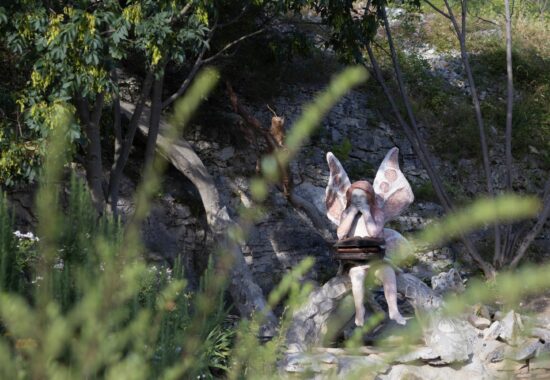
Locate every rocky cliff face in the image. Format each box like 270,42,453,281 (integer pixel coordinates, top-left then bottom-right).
8,12,547,296
132,40,548,295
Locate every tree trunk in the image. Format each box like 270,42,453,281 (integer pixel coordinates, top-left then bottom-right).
108,71,154,216
75,93,106,213
442,0,502,265
145,73,164,167
119,101,279,337
500,0,515,266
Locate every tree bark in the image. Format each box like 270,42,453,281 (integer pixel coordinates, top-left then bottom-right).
500,0,515,266
119,100,279,337
441,0,502,264
145,73,164,167
75,92,106,213
108,71,154,216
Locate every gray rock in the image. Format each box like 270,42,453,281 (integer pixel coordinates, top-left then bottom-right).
337,355,389,377
431,268,465,295
243,202,336,295
505,338,541,361
469,315,491,330
293,182,328,217
381,363,493,380
286,276,352,350
395,346,439,363
284,353,320,373
536,341,550,357
216,146,235,161
484,321,503,341
474,339,506,363
424,315,477,363
530,327,550,342
499,310,523,344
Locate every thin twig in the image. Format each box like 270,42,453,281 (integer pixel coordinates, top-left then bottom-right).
202,28,265,64
473,15,499,26
423,0,451,19
266,104,278,117
218,5,249,28
443,0,502,264
372,39,392,60
161,44,208,109
510,178,550,268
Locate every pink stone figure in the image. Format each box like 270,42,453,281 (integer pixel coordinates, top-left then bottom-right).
325,147,414,326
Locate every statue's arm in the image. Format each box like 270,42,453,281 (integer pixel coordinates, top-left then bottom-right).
359,205,385,238
337,206,358,239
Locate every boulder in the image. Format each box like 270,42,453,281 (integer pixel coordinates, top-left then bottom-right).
431,268,465,295
499,310,523,344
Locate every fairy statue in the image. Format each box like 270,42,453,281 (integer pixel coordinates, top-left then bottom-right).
325,147,414,326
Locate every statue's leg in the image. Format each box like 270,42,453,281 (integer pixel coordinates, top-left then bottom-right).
349,265,368,326
375,265,407,325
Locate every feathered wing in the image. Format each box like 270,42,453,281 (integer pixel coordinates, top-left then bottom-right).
325,152,351,226
373,147,414,223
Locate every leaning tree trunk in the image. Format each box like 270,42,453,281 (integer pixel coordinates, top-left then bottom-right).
119,101,278,336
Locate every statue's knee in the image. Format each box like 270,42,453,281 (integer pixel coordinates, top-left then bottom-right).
349,267,365,282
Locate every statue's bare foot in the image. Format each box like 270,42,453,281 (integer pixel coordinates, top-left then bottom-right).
389,310,407,325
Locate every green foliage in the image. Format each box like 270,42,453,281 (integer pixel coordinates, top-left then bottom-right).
331,137,353,160
0,0,212,186
412,180,438,202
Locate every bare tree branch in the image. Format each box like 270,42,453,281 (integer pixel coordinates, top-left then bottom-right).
111,70,122,145
161,45,209,110
461,0,467,42
504,0,514,193
226,81,279,151
510,178,550,268
423,0,451,19
473,15,499,26
442,0,502,264
499,0,516,267
202,28,265,64
379,6,454,209
362,43,496,279
163,14,265,110
218,5,249,29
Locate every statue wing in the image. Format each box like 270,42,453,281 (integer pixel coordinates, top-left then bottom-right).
373,147,414,223
325,152,351,226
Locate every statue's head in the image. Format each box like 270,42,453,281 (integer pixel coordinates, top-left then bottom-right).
346,180,375,209
325,147,414,227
